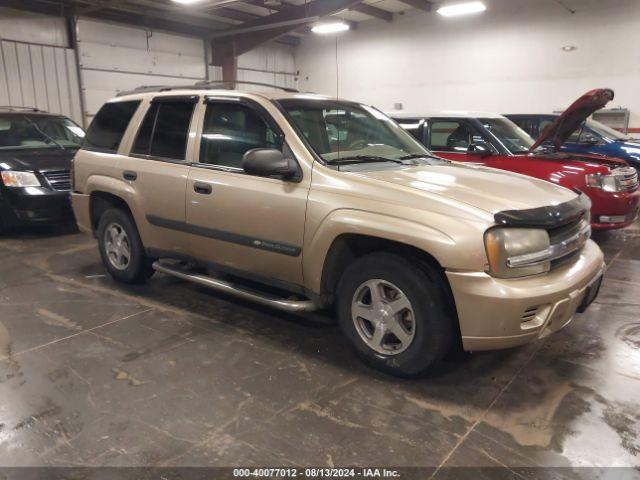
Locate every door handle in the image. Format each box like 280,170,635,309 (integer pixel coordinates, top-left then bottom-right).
123,170,137,181
193,182,212,195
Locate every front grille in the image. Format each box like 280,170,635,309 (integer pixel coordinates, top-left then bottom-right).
43,170,71,191
546,213,590,270
612,166,638,192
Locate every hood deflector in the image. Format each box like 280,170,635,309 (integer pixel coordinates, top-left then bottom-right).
494,194,591,228
530,88,614,152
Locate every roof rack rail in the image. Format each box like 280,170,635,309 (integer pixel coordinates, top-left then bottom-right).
116,80,299,97
0,105,44,112
194,80,299,93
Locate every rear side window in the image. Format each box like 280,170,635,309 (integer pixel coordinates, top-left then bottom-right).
132,100,195,160
84,101,140,153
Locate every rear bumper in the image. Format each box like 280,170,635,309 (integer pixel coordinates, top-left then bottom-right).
1,187,74,226
71,192,92,235
446,240,605,351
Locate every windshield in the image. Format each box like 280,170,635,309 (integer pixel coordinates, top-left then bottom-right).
0,114,85,151
480,117,535,154
278,99,430,163
586,119,631,141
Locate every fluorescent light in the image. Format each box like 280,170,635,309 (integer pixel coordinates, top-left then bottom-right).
437,1,487,17
311,22,350,34
171,0,206,4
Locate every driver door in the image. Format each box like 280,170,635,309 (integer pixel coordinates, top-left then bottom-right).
185,98,310,288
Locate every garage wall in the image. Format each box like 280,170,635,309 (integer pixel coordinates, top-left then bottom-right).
0,40,83,124
76,19,208,124
209,43,298,91
296,0,640,128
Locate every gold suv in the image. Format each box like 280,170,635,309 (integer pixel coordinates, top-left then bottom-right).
71,83,605,377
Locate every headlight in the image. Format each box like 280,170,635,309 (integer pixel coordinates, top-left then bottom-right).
585,173,620,192
1,171,41,187
484,228,551,278
586,167,638,193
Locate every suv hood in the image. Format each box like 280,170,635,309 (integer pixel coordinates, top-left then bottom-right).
530,88,615,151
0,148,75,172
351,162,577,216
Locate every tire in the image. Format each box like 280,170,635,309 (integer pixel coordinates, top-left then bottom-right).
336,252,454,377
97,208,155,284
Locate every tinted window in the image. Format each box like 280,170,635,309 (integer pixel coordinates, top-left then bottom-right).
200,103,280,169
430,120,472,152
131,103,159,156
84,101,140,152
131,101,194,160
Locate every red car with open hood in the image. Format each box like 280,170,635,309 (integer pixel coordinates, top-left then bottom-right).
393,88,639,230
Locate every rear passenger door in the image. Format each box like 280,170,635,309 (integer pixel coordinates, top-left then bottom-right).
185,97,309,288
119,95,198,255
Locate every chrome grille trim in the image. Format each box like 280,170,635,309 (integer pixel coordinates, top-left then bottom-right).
612,166,638,192
43,170,71,191
507,218,591,269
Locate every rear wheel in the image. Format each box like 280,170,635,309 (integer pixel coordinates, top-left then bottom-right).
337,252,454,377
97,208,154,284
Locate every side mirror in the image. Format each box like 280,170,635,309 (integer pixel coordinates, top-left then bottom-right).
467,142,494,157
242,148,299,180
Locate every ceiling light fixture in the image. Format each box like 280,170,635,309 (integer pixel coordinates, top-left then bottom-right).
437,1,487,17
562,45,578,52
311,21,350,34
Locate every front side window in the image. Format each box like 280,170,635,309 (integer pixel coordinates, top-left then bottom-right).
132,100,195,160
430,120,474,152
278,99,427,164
479,118,535,154
84,101,140,153
0,114,84,151
199,102,280,169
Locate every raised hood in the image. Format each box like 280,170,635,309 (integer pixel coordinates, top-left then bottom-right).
530,88,615,152
352,162,577,216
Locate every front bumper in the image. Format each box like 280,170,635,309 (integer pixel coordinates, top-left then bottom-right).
446,240,605,351
589,188,639,230
1,187,74,226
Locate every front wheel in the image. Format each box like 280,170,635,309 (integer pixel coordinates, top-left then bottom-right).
97,208,154,284
337,253,454,377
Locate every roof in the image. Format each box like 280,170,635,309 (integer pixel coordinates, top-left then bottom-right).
390,110,506,120
0,106,62,116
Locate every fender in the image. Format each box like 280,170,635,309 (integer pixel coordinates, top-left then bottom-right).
84,174,149,236
303,208,486,295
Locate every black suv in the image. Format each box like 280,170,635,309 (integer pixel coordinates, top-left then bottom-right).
0,107,84,231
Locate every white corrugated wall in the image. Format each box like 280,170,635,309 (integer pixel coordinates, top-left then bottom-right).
0,7,298,127
76,18,208,124
0,40,83,124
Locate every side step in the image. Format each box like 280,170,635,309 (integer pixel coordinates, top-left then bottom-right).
152,260,317,313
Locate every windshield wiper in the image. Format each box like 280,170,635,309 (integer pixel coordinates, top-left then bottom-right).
325,155,405,165
399,153,445,161
21,116,64,150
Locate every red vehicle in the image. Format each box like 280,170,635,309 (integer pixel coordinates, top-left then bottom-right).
393,89,639,230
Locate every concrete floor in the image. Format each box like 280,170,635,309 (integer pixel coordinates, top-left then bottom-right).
0,221,639,478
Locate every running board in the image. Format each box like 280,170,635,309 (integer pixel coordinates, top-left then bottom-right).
152,261,317,313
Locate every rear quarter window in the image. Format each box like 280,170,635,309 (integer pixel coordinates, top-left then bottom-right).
83,100,141,153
